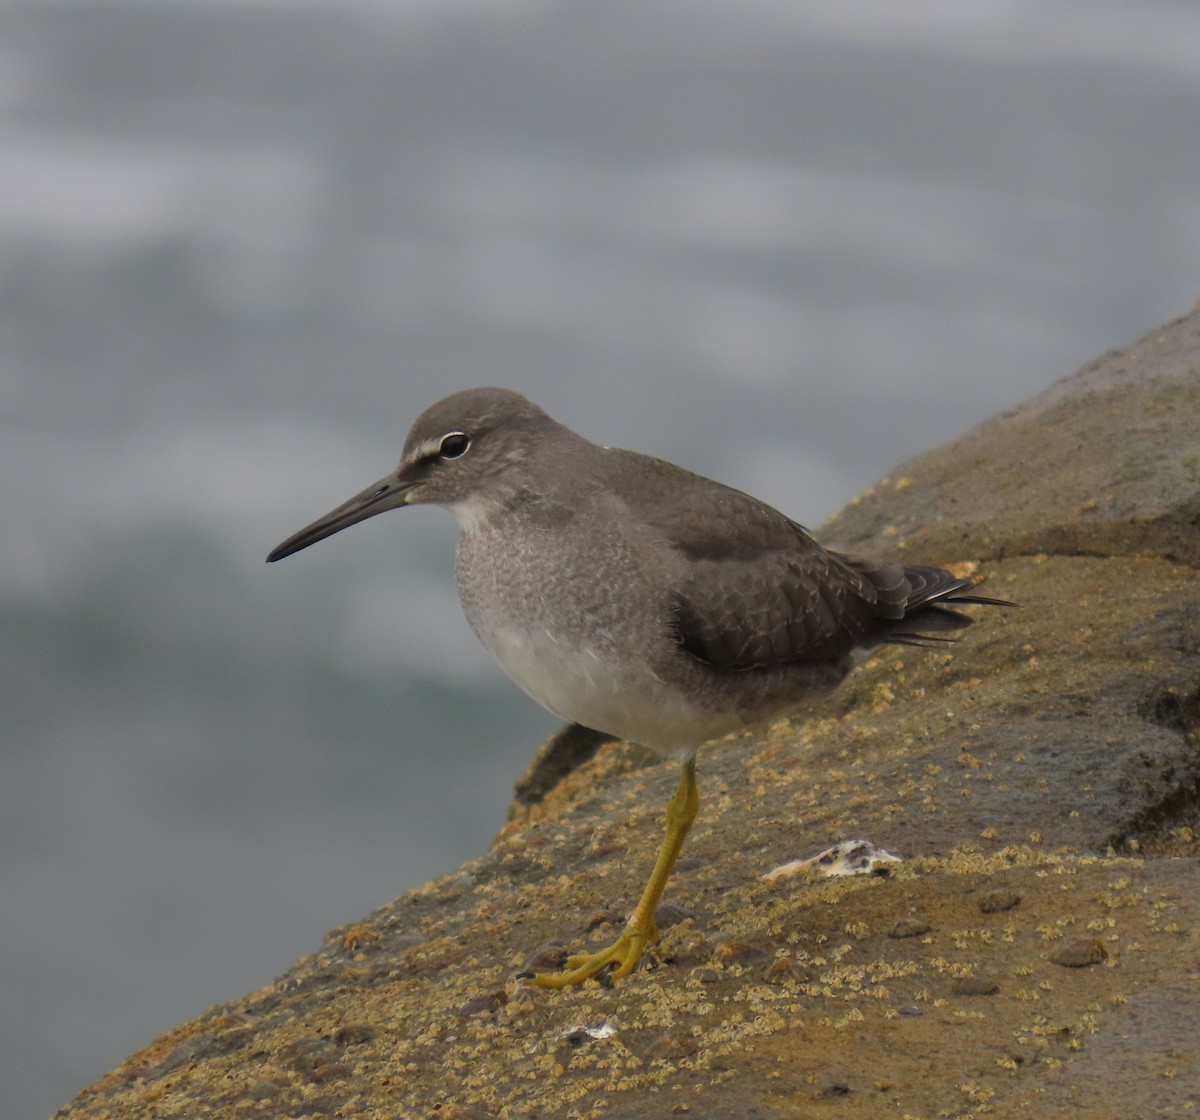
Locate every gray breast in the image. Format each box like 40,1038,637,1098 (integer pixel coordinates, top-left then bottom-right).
452,495,708,747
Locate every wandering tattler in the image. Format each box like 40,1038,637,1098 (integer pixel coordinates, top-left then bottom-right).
268,387,1009,988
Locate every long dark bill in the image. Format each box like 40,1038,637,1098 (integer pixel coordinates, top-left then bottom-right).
266,472,412,562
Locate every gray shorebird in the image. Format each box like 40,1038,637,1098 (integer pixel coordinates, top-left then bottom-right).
268,387,1009,987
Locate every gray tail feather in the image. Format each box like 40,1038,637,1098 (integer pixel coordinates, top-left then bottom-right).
880,567,1015,648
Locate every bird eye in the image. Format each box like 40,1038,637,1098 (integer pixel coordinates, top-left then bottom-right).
438,432,470,460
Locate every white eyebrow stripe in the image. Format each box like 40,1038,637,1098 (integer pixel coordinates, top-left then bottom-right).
408,437,445,461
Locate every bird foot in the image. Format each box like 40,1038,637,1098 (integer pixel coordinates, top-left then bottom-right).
528,924,657,989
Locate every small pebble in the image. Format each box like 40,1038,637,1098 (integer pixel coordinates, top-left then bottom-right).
888,917,932,939
979,889,1021,914
897,1004,923,1017
654,903,696,930
950,977,1000,996
522,940,569,973
1050,938,1108,967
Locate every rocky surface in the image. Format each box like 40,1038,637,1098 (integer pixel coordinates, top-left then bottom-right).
57,310,1199,1119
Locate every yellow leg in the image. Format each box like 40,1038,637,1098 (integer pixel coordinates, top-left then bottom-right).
531,756,699,989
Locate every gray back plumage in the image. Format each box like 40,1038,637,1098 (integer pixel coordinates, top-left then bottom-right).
594,447,1005,673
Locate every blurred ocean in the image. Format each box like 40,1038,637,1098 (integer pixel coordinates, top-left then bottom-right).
3,2,1199,1115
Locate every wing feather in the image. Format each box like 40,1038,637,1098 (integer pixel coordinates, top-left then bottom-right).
601,447,1009,672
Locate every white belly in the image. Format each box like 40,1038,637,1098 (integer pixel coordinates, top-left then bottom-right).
482,625,741,755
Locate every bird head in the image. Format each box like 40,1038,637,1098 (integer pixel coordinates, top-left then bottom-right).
267,387,563,561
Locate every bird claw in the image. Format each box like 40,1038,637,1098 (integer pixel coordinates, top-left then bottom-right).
529,925,657,989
